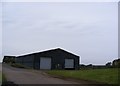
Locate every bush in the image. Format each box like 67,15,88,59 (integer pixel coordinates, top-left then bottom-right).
11,63,26,68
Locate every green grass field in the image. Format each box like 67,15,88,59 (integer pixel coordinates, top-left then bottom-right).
47,68,119,84
2,73,6,83
0,72,2,83
0,72,7,84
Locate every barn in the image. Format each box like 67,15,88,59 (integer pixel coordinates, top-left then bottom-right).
15,48,79,70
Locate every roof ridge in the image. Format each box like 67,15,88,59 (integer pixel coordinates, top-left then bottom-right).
17,48,79,57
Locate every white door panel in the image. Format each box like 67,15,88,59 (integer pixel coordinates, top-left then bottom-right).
65,59,74,68
40,57,51,69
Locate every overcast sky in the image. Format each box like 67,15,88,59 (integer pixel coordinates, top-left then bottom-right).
1,2,118,65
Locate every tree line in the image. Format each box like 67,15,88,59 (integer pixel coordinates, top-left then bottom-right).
80,58,120,69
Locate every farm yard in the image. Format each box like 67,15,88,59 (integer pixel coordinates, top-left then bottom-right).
2,56,120,85
1,63,119,85
46,68,119,84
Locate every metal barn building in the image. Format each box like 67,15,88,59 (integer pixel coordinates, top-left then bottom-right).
15,48,79,70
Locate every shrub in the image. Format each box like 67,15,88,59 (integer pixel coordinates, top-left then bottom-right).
11,63,26,68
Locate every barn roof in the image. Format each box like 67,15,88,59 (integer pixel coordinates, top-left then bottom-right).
17,48,79,57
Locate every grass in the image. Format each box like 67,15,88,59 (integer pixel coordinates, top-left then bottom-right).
46,68,119,84
2,73,7,83
10,63,30,69
0,72,2,83
0,72,7,84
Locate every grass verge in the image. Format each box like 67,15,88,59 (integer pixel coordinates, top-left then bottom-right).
46,68,119,84
10,63,30,69
2,73,7,83
0,72,2,83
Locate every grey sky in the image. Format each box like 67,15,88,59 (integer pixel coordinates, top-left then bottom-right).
2,2,118,65
118,2,120,58
0,2,2,62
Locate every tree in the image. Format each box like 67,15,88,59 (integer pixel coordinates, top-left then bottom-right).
106,62,111,67
3,56,15,63
112,59,120,68
87,64,92,67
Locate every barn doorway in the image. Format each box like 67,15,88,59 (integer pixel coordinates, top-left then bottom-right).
65,59,74,69
40,57,51,69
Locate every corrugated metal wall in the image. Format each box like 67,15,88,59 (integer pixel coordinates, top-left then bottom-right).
15,49,79,70
15,54,34,68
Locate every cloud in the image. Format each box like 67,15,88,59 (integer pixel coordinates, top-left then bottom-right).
0,3,2,61
2,2,118,64
1,0,120,2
